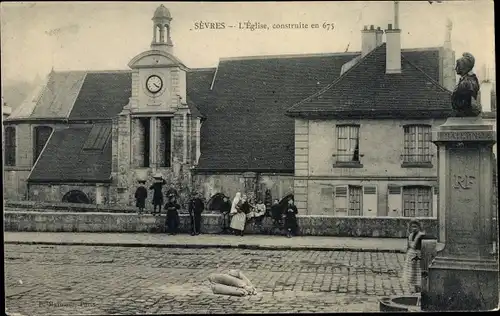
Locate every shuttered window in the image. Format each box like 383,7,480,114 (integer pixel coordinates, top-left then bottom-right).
403,125,432,163
335,185,363,216
403,186,432,217
336,125,360,162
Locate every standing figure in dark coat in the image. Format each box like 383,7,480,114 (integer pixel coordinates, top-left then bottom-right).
149,174,166,215
164,195,181,235
134,180,147,214
188,192,205,236
220,196,232,234
284,199,298,238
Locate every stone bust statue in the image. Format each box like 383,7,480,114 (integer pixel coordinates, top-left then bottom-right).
451,52,481,117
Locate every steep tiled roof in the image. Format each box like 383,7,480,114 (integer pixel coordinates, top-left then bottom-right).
69,71,132,120
28,124,112,183
186,68,216,118
287,44,451,118
195,53,358,172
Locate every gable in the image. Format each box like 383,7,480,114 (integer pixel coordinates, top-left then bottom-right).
128,50,186,69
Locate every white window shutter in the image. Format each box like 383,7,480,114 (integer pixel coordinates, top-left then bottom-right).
432,185,439,218
334,185,348,216
362,185,378,217
387,185,402,217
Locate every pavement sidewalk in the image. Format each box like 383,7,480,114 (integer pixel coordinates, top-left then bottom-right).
4,232,407,252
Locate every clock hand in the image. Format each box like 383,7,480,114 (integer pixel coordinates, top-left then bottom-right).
153,83,160,88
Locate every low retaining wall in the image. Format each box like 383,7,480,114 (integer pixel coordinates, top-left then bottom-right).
4,209,438,238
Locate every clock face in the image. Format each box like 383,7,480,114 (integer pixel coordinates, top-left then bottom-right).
146,75,163,94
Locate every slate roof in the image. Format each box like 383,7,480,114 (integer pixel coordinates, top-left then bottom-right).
195,53,359,172
69,71,132,120
28,124,113,183
287,44,452,118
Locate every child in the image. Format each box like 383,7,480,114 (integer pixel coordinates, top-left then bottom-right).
165,195,181,235
149,174,166,215
253,199,266,230
134,180,147,214
284,199,298,238
402,220,425,293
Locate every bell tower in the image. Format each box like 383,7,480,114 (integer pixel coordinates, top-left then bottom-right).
151,4,174,54
112,4,194,206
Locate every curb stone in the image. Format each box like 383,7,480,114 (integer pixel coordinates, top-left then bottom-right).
4,240,405,253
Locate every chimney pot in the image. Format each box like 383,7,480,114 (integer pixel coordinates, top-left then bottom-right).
388,24,393,30
363,25,368,30
370,25,374,30
377,26,381,31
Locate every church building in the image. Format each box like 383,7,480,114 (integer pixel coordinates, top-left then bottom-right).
2,4,496,216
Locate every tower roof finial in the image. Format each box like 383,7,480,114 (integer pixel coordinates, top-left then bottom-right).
153,4,171,20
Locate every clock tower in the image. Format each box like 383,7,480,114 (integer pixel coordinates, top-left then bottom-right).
111,4,196,205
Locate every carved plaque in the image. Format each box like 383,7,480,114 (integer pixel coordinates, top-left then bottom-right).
436,131,496,142
447,147,481,255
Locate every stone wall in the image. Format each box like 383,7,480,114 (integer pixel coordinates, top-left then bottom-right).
26,183,110,205
4,201,438,237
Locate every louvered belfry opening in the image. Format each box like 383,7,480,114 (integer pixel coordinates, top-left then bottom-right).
158,117,172,168
139,118,151,168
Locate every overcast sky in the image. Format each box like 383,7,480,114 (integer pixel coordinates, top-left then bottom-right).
1,1,495,83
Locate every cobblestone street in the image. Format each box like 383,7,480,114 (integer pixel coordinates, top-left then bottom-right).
5,244,410,315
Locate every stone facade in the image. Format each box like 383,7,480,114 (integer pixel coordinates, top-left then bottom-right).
193,173,294,203
27,183,109,205
294,118,446,216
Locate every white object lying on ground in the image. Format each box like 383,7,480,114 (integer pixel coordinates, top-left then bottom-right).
208,270,257,296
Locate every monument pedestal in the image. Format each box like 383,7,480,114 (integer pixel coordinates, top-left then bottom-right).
422,117,499,311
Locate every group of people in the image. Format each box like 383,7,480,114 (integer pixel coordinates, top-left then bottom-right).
219,192,298,238
134,175,298,237
134,174,205,236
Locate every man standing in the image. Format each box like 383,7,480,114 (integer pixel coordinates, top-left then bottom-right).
149,173,166,215
220,196,232,234
188,192,205,236
164,195,181,235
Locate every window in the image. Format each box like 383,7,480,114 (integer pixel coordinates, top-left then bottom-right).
159,117,172,167
403,125,432,164
336,125,360,163
5,126,16,166
403,186,432,217
33,126,52,164
139,118,150,167
83,124,111,151
334,185,362,216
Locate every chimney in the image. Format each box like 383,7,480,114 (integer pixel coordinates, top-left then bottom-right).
385,23,401,74
480,80,493,112
375,26,384,47
361,25,377,57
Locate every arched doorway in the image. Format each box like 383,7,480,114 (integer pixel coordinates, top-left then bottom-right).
62,190,91,204
206,192,228,211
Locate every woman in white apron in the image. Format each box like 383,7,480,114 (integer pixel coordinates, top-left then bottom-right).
402,220,425,293
230,192,247,236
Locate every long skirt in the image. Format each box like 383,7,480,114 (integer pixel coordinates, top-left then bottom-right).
230,212,246,231
402,248,422,293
